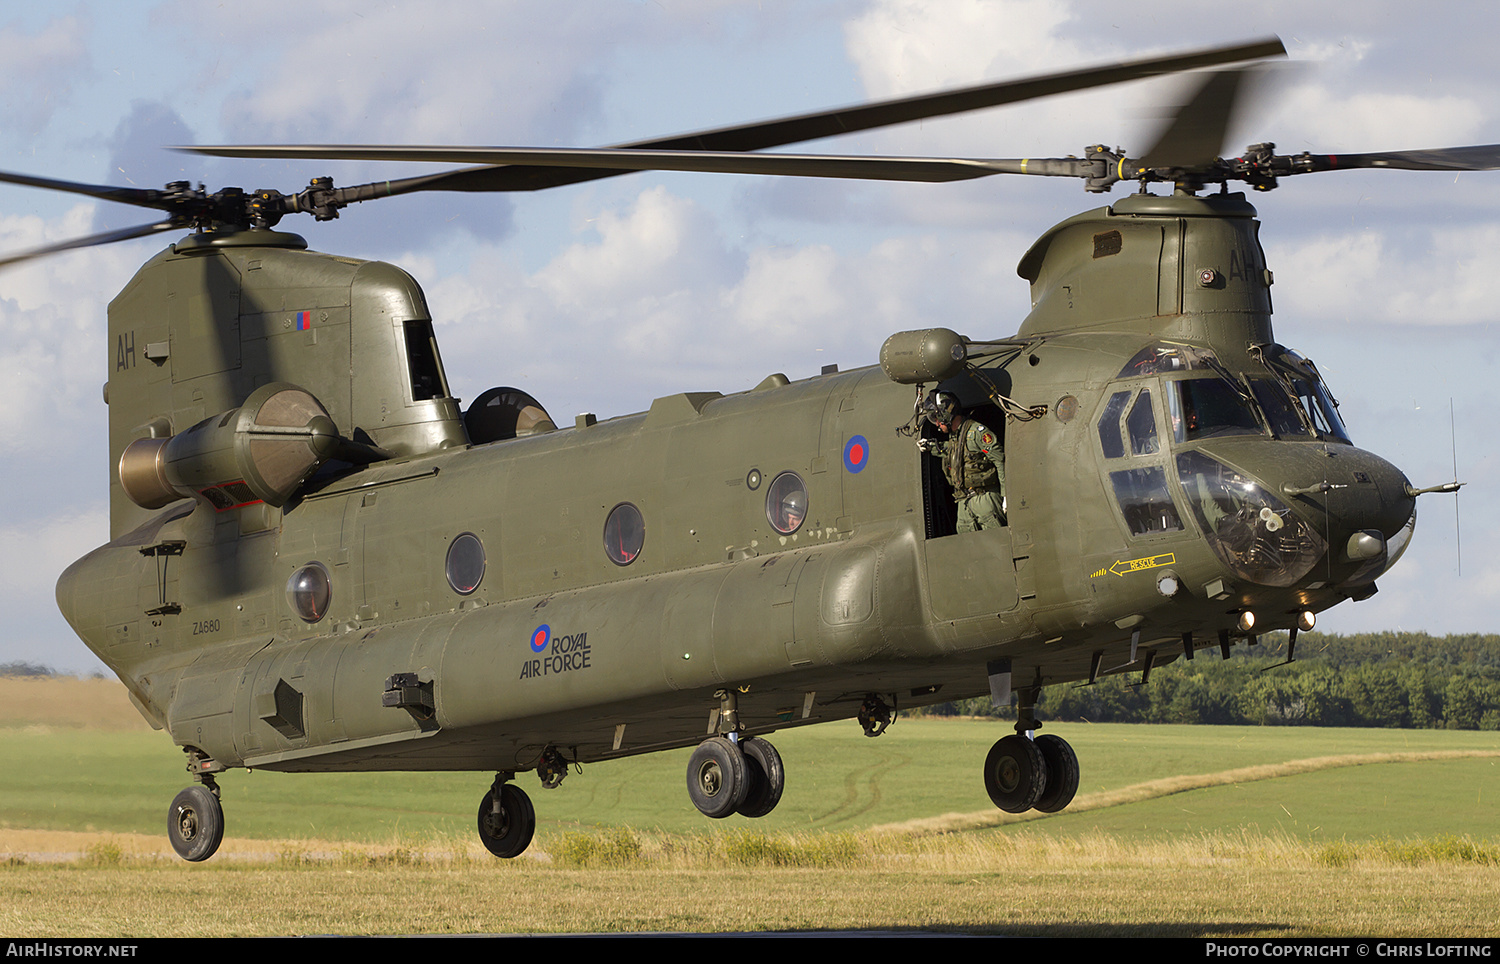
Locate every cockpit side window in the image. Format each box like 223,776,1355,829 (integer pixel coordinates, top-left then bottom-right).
1098,391,1130,459
1109,466,1184,535
1126,390,1159,455
1097,385,1185,537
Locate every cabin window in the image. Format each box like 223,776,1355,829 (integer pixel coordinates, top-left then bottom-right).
286,562,332,622
766,471,808,534
446,532,486,594
603,503,645,566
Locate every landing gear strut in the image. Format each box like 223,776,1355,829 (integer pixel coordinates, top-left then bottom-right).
477,775,536,858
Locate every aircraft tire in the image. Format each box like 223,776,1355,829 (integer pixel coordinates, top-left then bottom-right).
1032,734,1079,813
167,785,224,862
736,737,785,818
686,736,749,819
477,783,535,858
983,735,1047,813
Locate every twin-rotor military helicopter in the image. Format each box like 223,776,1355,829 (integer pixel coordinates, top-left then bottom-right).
4,38,1474,860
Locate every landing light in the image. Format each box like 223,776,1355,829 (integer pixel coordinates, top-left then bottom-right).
1297,611,1316,632
1236,611,1256,633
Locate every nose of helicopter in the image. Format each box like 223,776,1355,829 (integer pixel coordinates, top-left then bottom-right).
1180,440,1416,588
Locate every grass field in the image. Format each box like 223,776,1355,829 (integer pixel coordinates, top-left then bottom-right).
2,676,1498,937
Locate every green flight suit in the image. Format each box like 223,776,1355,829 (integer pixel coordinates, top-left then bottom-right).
933,416,1006,532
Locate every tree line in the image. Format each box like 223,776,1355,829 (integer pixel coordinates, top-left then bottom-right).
924,632,1500,730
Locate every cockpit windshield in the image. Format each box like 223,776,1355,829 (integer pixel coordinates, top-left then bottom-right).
1247,378,1310,438
1252,345,1351,443
1168,377,1262,443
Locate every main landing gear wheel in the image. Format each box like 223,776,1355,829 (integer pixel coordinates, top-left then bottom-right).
983,734,1048,813
686,736,749,819
736,737,785,818
477,782,536,858
167,785,224,862
1032,734,1079,813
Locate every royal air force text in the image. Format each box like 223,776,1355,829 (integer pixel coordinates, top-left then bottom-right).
519,632,592,680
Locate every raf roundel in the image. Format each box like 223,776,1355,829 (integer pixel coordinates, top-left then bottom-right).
530,624,551,654
843,434,870,474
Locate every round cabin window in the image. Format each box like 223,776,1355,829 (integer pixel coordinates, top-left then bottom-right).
604,503,645,566
286,563,332,623
765,471,808,534
446,532,486,595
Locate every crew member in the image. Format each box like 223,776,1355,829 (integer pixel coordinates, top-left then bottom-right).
919,391,1006,532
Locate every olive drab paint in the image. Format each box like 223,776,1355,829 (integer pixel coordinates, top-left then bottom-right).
33,38,1455,860
55,190,1417,850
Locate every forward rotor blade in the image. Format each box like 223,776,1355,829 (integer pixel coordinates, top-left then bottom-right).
184,37,1284,196
1312,144,1500,172
0,220,178,269
1136,67,1253,171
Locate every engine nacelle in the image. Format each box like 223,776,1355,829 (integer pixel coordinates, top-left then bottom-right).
118,383,340,511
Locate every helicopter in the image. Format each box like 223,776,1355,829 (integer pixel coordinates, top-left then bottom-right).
3,36,1473,861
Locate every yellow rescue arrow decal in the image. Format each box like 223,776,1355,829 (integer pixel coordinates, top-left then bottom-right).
1090,552,1176,578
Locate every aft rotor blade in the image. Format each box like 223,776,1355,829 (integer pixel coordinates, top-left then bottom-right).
184,37,1284,196
0,220,179,269
0,169,179,211
182,146,1093,183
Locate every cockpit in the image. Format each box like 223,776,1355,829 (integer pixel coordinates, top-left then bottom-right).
1096,341,1413,590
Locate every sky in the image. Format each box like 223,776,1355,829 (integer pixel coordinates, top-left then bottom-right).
0,0,1495,674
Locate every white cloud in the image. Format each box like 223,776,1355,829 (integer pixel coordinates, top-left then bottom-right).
1270,226,1500,328
154,0,676,146
0,15,91,134
0,204,131,451
0,508,108,603
1265,84,1486,154
844,0,1082,96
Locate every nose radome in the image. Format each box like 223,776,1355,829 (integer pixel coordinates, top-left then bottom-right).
1183,441,1418,588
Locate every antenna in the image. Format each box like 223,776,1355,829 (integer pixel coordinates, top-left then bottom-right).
1451,398,1462,576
